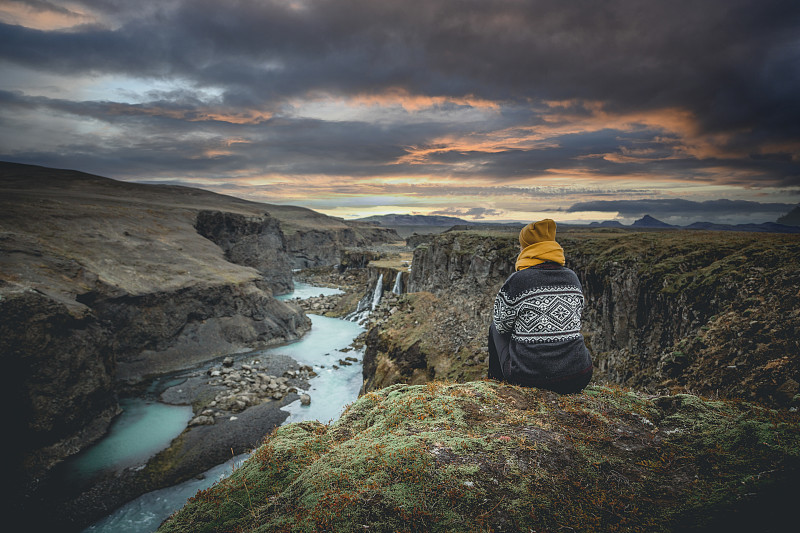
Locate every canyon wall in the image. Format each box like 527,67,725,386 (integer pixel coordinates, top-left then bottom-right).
195,210,294,295
0,162,396,492
286,224,398,269
363,229,800,408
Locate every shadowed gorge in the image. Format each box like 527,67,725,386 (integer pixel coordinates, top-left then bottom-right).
0,162,397,526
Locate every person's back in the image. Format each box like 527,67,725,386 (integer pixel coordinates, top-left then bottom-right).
488,219,592,393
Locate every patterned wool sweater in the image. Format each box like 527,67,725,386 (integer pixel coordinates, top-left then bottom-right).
492,263,592,384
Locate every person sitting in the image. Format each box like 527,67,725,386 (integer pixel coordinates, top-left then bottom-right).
487,218,593,393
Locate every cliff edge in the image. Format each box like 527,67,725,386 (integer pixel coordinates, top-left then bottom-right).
159,380,800,533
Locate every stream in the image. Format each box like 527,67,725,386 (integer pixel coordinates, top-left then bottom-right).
83,282,362,533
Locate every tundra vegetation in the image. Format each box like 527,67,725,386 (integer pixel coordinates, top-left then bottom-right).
159,381,799,532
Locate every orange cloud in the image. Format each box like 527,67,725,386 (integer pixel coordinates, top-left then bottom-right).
0,1,96,30
105,103,273,124
349,88,501,111
294,88,501,113
395,99,774,172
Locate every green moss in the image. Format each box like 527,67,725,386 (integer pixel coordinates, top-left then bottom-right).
159,381,800,533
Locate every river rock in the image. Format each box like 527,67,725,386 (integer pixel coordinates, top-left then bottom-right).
188,415,215,426
300,394,311,405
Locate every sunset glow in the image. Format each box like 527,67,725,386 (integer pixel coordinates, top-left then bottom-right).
1,0,798,224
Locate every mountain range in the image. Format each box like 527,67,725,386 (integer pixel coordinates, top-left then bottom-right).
357,213,800,233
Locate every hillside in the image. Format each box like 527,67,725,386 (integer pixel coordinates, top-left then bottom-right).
0,162,398,494
159,381,800,533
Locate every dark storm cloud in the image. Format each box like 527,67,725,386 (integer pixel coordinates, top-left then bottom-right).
3,86,797,187
565,199,795,218
3,0,800,128
1,0,799,187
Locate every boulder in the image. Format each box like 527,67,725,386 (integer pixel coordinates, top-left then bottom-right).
188,415,215,427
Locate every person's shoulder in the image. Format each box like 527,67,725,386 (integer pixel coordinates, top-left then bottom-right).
526,264,582,286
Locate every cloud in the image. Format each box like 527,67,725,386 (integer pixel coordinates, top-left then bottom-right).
3,0,799,134
1,0,799,213
429,207,504,220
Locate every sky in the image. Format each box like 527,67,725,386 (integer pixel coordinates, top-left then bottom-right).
1,0,799,225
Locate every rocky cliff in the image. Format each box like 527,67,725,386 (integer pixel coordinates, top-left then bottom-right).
285,223,398,269
362,229,800,408
0,162,396,493
159,380,800,533
195,210,294,295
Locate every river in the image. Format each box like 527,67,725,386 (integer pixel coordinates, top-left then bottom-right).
83,282,362,533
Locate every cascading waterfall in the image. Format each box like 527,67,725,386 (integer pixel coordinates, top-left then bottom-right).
345,273,384,324
391,272,403,294
371,273,384,310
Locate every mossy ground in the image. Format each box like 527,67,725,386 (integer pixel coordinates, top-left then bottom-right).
159,381,800,533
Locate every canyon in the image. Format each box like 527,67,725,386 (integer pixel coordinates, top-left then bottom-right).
4,161,799,531
161,226,800,531
0,162,396,522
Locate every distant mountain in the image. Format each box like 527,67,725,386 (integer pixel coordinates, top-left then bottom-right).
358,212,800,235
631,215,675,228
686,221,800,233
777,205,800,226
588,220,625,227
594,214,800,233
355,214,472,226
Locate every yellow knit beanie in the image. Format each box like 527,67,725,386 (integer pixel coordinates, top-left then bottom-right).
519,218,557,247
515,219,565,270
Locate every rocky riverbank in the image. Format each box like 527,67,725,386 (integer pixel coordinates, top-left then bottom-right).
1,162,399,528
27,350,313,532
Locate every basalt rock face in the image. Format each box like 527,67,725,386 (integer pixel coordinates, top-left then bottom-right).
364,229,800,408
407,231,516,294
195,210,294,295
1,286,119,489
564,231,800,405
286,224,399,269
97,282,310,382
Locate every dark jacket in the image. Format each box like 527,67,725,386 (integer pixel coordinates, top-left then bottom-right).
491,263,592,386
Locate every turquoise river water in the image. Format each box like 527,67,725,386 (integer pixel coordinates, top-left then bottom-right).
83,282,361,533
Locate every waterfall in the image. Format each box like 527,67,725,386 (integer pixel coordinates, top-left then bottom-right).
345,273,384,324
371,274,384,310
391,272,403,294
344,293,371,324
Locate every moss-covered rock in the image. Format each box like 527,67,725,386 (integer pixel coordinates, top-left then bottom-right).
159,381,800,533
